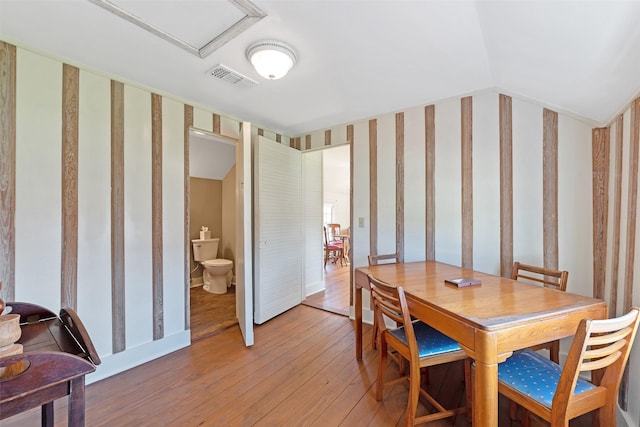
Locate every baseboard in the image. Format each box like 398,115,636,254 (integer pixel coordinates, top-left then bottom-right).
190,276,203,288
305,280,324,297
618,405,635,427
350,305,374,326
86,330,190,385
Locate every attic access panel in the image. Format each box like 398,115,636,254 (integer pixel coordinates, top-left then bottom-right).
88,0,265,58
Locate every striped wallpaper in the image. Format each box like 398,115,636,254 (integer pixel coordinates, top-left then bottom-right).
0,41,290,381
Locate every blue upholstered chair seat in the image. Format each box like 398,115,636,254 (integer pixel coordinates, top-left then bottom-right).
389,320,462,357
498,349,596,408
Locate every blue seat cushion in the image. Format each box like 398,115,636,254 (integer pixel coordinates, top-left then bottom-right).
498,349,596,408
389,320,462,357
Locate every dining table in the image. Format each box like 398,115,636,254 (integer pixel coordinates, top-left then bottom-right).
333,233,350,264
354,260,608,427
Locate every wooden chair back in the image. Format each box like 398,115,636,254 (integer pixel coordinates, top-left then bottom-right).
511,261,568,291
369,275,411,347
511,262,569,364
368,252,401,349
368,252,400,266
500,307,640,425
561,307,639,402
326,223,341,242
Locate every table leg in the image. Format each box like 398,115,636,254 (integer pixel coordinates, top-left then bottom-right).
41,402,54,427
68,376,86,427
473,332,499,427
355,284,363,360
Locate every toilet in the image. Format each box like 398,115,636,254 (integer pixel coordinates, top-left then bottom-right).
192,238,233,294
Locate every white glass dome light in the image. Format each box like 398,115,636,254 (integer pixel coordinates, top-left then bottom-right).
246,40,297,80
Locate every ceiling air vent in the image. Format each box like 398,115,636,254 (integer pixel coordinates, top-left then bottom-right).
208,64,258,88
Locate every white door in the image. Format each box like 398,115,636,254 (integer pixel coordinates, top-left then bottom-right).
236,122,253,345
254,136,302,324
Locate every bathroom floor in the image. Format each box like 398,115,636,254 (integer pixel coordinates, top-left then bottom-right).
190,285,237,342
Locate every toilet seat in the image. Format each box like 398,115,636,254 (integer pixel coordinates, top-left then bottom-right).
203,258,232,268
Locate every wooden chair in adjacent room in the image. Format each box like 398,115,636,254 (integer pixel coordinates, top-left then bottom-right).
497,307,640,427
323,226,344,268
369,274,468,426
326,223,342,244
512,261,569,363
368,252,401,350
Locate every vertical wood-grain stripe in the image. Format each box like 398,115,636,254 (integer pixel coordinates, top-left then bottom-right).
461,97,473,269
369,119,378,257
499,94,513,278
276,134,281,143
425,105,435,261
543,109,559,270
290,137,295,148
395,112,404,262
151,93,164,340
306,135,311,150
61,64,79,310
111,80,126,353
184,105,193,330
620,98,640,411
213,113,220,134
592,127,609,300
624,98,640,311
347,124,354,305
0,41,16,302
610,115,624,316
325,130,331,146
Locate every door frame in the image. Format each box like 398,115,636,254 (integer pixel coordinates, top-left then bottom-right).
185,124,253,346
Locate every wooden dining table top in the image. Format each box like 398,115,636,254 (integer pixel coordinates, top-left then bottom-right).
355,260,605,332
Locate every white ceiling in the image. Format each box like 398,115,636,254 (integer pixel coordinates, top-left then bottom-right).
189,131,236,180
2,0,640,136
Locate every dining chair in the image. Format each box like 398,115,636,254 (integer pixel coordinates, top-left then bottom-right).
369,274,468,426
368,252,401,350
512,262,569,363
464,262,571,421
497,307,640,427
323,226,343,268
326,223,342,243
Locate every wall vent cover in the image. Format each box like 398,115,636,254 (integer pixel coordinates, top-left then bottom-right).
208,64,258,88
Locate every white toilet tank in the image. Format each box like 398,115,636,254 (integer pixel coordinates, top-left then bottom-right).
192,238,219,261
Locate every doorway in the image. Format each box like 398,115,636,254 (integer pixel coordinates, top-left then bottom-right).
302,144,351,316
188,130,238,341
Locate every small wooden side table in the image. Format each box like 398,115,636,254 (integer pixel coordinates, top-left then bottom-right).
0,302,100,427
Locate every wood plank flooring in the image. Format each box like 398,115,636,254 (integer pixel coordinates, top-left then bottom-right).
1,263,596,426
302,261,351,316
190,284,237,341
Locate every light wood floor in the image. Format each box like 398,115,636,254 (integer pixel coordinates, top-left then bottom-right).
302,261,351,316
189,260,351,342
2,263,595,426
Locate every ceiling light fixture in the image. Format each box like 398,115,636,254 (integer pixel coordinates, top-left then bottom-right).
246,40,297,80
